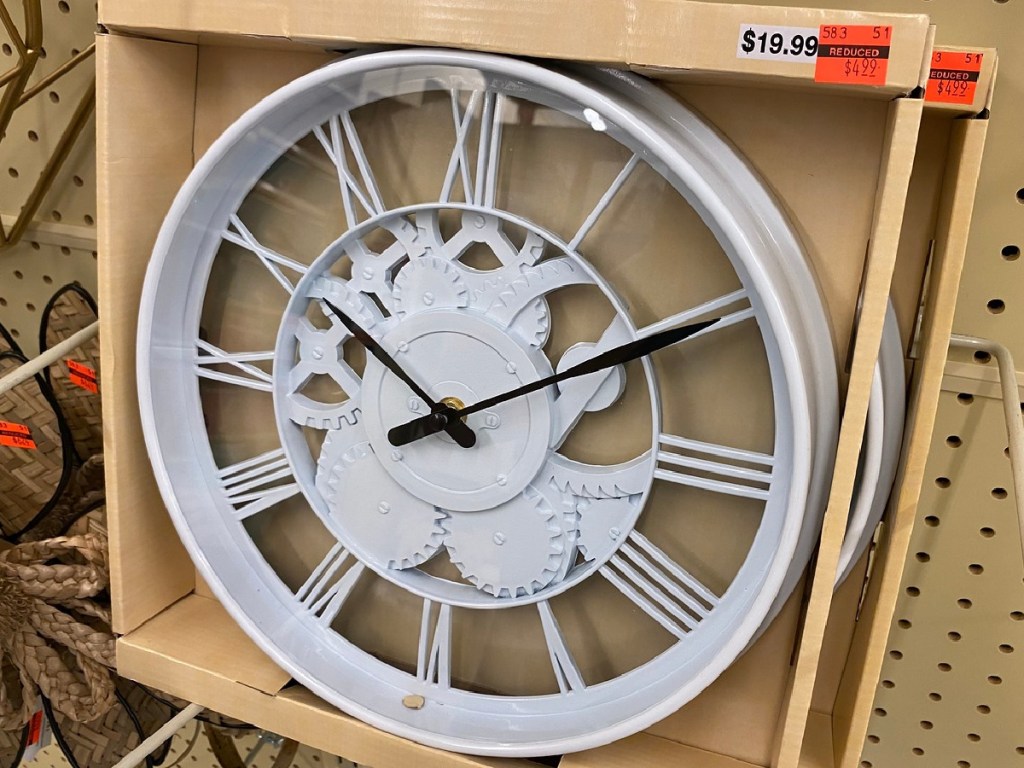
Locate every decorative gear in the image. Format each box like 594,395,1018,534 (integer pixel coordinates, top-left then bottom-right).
575,495,639,563
485,258,592,347
443,485,567,598
545,451,653,499
392,256,469,317
315,418,369,499
344,216,424,310
323,442,447,569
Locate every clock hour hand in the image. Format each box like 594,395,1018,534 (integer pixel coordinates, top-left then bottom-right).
388,317,719,447
323,299,477,448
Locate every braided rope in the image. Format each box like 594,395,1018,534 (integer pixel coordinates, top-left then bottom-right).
0,532,116,730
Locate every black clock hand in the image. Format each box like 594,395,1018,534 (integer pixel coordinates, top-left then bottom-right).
388,317,719,447
323,299,477,448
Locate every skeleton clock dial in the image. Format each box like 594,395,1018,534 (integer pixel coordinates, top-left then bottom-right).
139,49,838,756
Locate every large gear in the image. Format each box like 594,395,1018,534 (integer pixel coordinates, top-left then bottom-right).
443,485,567,598
315,419,369,499
575,495,640,563
392,256,469,317
323,442,447,569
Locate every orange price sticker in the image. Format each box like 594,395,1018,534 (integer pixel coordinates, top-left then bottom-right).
67,359,98,394
0,420,36,449
815,24,892,86
926,51,984,105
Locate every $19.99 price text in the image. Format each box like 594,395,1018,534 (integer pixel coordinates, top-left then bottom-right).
737,25,819,63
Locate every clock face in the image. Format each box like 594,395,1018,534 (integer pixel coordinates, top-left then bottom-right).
139,49,838,756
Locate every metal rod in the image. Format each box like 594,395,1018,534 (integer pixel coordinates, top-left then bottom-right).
110,703,204,768
17,42,95,106
949,334,1024,561
0,321,98,395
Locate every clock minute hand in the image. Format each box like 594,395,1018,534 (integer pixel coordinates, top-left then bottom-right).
388,317,720,447
323,299,477,448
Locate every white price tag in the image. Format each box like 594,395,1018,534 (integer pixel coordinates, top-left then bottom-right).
737,25,819,63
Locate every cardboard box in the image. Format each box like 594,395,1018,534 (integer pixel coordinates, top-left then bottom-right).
95,2,989,766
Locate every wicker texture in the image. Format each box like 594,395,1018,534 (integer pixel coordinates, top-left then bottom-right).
21,454,105,541
0,353,68,538
41,286,103,461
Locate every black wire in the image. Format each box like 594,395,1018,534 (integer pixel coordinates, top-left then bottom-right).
4,723,29,768
40,694,82,768
36,281,99,394
134,682,259,729
113,685,157,768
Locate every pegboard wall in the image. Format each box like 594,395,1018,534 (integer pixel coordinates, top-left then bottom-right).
0,0,97,357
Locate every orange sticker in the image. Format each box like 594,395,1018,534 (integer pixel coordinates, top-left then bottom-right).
926,51,984,105
67,359,98,394
815,25,891,86
0,420,36,449
26,710,43,746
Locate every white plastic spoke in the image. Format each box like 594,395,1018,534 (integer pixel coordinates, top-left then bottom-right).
550,317,632,447
441,90,503,206
636,289,752,338
476,91,503,207
313,113,385,228
417,600,452,688
217,448,300,520
195,340,274,392
601,531,718,640
537,601,585,694
568,154,640,251
295,542,365,625
224,214,307,294
655,434,773,500
546,451,652,499
441,90,480,204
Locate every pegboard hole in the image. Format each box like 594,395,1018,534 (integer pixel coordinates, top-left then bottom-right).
967,734,981,742
9,328,19,339
916,552,931,563
948,631,962,641
977,704,991,714
861,763,873,768
890,650,904,660
999,643,1014,653
1018,188,1024,203
84,214,94,225
1,43,11,56
974,350,992,364
907,585,921,596
969,563,985,574
919,721,933,730
958,598,973,609
957,762,970,768
935,477,951,488
898,619,912,629
868,735,880,744
59,246,71,256
42,275,52,284
938,662,952,671
924,516,940,527
981,527,996,538
929,692,942,701
27,130,38,142
48,90,59,104
873,708,887,717
957,393,974,405
946,435,963,447
29,241,39,250
0,298,7,307
1003,245,1021,260
58,0,70,11
912,748,924,756
7,167,17,178
1016,747,1024,754
987,299,1006,314
72,175,84,187
51,210,62,222
13,270,23,279
881,679,895,688
992,487,1008,499
1011,611,1024,621
24,303,34,312
987,675,1002,684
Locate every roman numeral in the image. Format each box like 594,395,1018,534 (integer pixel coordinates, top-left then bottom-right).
655,434,773,501
568,154,640,251
295,542,364,625
195,340,274,392
600,531,719,640
417,600,452,688
538,601,585,694
440,90,505,207
217,448,300,520
313,112,385,229
636,289,753,340
223,214,308,294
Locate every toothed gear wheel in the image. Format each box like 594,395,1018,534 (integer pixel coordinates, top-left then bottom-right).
324,442,447,569
393,256,469,317
315,419,369,499
444,486,567,598
575,495,639,562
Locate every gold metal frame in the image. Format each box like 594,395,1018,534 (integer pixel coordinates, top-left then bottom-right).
0,0,95,250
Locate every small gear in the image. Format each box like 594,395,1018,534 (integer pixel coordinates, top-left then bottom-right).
392,256,469,317
462,268,551,347
575,495,640,563
315,419,369,499
323,442,447,569
444,485,567,598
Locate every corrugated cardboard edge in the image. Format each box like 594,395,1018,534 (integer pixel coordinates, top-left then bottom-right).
772,98,925,768
560,731,762,768
98,0,929,94
830,116,990,768
98,32,198,634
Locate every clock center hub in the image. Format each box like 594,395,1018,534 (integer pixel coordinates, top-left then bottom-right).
361,310,554,512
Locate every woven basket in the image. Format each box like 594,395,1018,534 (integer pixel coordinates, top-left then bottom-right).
39,284,103,462
0,351,72,539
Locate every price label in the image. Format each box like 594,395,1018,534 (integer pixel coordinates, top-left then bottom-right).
926,51,984,105
0,420,36,449
737,25,819,63
21,710,51,762
815,25,892,86
67,359,98,394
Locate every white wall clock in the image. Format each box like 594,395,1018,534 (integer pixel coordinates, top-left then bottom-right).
138,48,842,756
